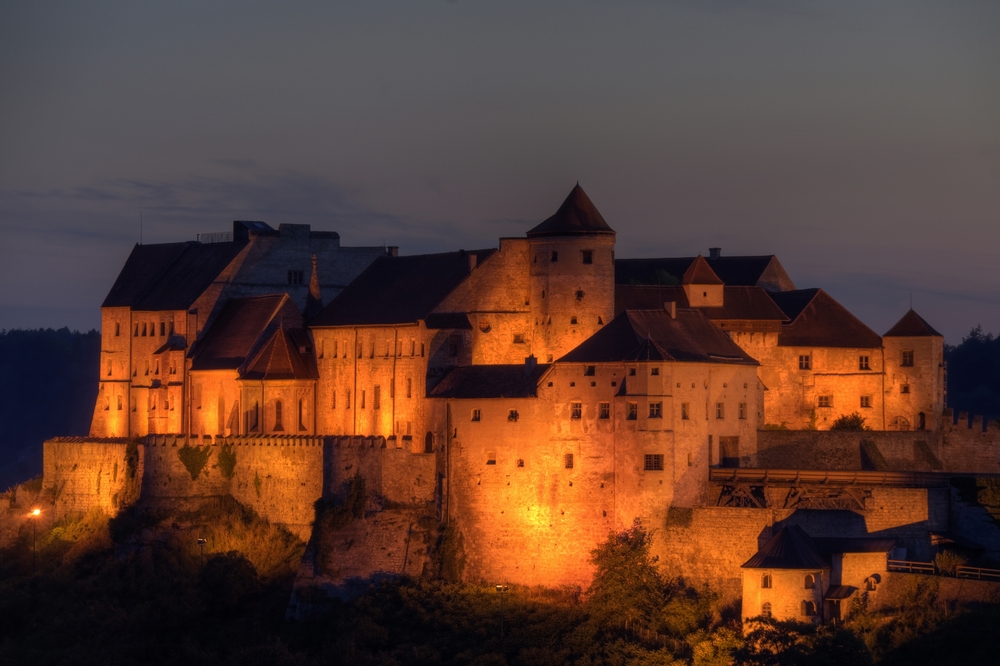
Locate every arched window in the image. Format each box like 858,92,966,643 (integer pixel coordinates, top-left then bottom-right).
803,601,816,616
424,432,434,453
888,416,910,431
918,412,926,430
761,602,772,618
761,573,772,589
805,573,816,589
274,400,284,432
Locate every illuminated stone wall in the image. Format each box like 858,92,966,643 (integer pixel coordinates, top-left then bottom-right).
742,568,827,623
43,437,144,520
883,334,945,432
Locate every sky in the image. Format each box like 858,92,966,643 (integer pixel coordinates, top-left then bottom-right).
1,0,997,344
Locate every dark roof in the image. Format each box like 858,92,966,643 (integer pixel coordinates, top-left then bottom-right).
615,255,795,291
615,285,788,322
526,184,615,237
742,526,829,570
681,256,724,285
240,327,318,380
190,295,297,371
884,309,943,337
559,309,757,365
813,538,896,555
769,289,883,349
429,363,550,399
102,241,247,310
824,585,858,600
311,249,496,327
929,531,984,550
425,313,473,330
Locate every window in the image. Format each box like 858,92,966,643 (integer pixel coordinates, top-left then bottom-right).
627,402,638,420
516,458,525,467
361,390,366,409
570,317,578,325
629,368,636,376
373,385,381,410
274,400,284,431
799,355,811,370
486,451,496,465
715,402,725,419
142,323,147,337
117,395,122,411
901,350,914,367
599,402,610,419
859,355,870,370
860,395,872,408
425,432,434,453
651,367,659,376
818,395,832,408
472,409,481,422
761,602,772,619
115,323,120,336
134,324,139,337
331,390,336,409
571,402,582,419
563,453,574,469
739,402,747,420
649,402,662,418
681,403,690,420
581,250,593,264
761,573,772,589
513,333,525,344
406,377,412,398
508,409,519,422
288,270,304,285
106,361,112,377
805,574,816,589
803,601,816,617
901,384,910,394
575,289,585,301
584,365,595,376
298,399,306,431
160,322,165,337
551,251,558,262
345,390,351,409
644,454,664,471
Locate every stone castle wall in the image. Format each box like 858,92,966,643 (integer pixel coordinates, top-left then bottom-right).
43,437,144,520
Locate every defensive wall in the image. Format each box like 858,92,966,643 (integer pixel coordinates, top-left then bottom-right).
755,411,1000,473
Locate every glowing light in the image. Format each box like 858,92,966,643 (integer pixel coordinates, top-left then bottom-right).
31,508,41,517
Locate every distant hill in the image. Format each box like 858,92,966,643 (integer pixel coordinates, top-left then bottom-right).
946,326,1000,421
0,328,100,489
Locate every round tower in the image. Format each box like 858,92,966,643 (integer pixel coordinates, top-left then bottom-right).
527,184,616,362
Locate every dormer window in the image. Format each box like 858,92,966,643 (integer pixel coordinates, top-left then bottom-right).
288,270,304,285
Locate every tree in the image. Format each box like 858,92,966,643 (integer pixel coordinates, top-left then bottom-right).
587,519,665,627
830,412,870,431
734,617,872,666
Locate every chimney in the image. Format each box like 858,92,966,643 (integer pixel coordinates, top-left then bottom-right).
469,252,478,272
709,247,721,261
664,301,676,319
524,354,537,374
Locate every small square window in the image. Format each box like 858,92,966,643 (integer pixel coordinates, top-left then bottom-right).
508,409,519,422
516,458,524,468
651,367,659,376
472,409,481,422
739,402,747,419
570,317,578,325
644,454,664,471
861,395,872,408
599,402,610,419
649,402,662,418
513,333,526,344
582,250,593,264
818,395,832,408
551,251,558,262
681,403,689,420
486,451,496,465
799,355,811,370
564,453,574,469
627,402,638,420
901,384,910,394
629,368,636,376
859,355,870,370
901,350,914,367
584,365,595,376
716,402,725,419
571,402,582,419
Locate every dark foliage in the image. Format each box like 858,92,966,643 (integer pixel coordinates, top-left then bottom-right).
0,328,100,489
945,326,1000,419
831,412,870,431
735,617,872,666
199,551,260,612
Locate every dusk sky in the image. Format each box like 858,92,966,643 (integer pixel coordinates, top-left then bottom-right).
1,1,997,344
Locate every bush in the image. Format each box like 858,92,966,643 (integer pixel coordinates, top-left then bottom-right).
587,519,665,627
831,412,870,431
934,549,968,576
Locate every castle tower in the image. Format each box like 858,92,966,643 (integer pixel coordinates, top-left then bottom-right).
681,255,725,307
883,309,945,431
528,184,616,362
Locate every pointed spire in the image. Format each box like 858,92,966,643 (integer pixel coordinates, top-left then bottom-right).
527,184,615,237
305,254,323,320
681,255,724,285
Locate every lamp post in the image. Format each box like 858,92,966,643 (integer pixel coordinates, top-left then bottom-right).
30,508,41,574
495,584,509,642
197,538,207,566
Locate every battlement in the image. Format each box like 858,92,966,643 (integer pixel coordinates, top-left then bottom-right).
944,408,1000,433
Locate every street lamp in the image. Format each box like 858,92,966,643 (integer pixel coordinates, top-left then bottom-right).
197,538,207,566
495,584,509,642
30,508,41,574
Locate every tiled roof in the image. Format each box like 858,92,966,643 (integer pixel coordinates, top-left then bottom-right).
190,295,298,371
102,241,247,311
615,255,795,291
681,256,724,285
824,585,858,600
769,289,882,349
558,309,757,365
429,363,550,399
615,285,788,322
884,309,943,337
742,526,829,570
526,184,615,237
310,250,496,327
240,327,318,380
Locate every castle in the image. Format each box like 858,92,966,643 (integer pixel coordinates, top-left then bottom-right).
44,185,1000,624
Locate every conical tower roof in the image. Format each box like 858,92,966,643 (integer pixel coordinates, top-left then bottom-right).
884,309,942,337
527,184,615,237
742,525,828,570
681,255,724,285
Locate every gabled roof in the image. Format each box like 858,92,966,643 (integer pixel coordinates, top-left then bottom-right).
526,184,615,237
681,256,724,285
310,249,496,327
240,327,317,380
884,309,943,337
615,285,788,322
742,526,829,570
190,295,298,371
102,241,247,311
558,309,757,365
615,255,795,291
429,363,551,399
769,289,882,349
